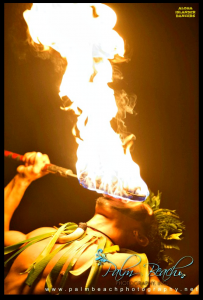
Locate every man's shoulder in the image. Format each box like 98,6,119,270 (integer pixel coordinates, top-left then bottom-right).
26,227,56,239
5,227,56,248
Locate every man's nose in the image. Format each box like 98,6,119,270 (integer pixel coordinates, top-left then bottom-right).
142,203,153,216
132,202,154,220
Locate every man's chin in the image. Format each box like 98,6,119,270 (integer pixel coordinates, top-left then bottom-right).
96,195,131,208
96,196,116,207
104,194,131,203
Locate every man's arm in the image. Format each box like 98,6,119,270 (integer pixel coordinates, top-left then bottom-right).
4,174,32,245
4,152,51,247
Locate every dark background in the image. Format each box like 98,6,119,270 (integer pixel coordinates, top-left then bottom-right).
4,3,199,294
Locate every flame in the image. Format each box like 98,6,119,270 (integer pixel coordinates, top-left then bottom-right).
23,3,149,201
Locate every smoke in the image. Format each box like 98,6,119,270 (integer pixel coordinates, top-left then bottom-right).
114,89,137,143
28,42,68,74
110,53,137,146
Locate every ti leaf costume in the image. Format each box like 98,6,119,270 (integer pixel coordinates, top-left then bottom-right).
4,222,149,294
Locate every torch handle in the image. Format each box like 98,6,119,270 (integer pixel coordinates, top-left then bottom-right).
4,150,77,179
4,150,24,161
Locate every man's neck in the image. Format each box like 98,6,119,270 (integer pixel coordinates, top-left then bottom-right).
86,214,115,242
87,213,110,229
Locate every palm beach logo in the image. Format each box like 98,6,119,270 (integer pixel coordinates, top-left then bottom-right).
95,249,194,283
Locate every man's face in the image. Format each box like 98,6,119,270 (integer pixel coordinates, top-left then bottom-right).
94,196,154,248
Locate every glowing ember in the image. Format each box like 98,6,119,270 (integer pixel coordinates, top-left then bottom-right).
23,3,149,201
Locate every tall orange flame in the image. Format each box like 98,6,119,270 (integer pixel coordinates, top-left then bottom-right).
23,3,149,201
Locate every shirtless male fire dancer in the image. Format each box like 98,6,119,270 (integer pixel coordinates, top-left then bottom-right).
4,151,198,295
